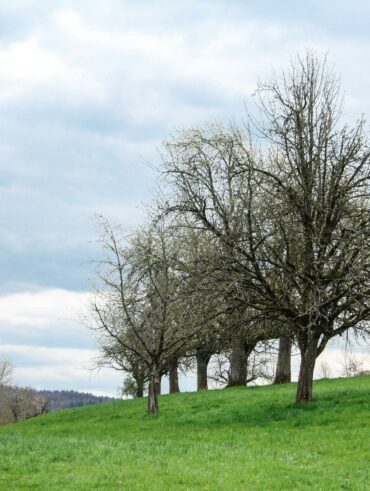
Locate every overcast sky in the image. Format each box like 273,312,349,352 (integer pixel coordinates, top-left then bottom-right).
1,0,370,395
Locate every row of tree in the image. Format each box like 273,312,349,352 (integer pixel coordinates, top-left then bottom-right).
90,52,370,413
0,359,117,424
0,359,48,424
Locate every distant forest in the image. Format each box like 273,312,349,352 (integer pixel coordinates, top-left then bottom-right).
38,390,115,412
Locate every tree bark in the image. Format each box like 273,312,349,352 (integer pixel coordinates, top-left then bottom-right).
133,369,146,398
196,349,212,390
229,335,256,387
295,337,318,403
274,336,292,384
155,374,162,396
169,359,180,393
135,377,144,398
148,365,160,414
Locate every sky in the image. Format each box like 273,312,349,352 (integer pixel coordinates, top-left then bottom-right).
1,0,370,396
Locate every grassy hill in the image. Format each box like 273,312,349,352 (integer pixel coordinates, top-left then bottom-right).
0,377,369,490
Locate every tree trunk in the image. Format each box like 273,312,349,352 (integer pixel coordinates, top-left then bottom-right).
274,336,292,384
295,337,318,403
229,335,253,387
196,349,211,391
148,365,160,414
135,378,144,398
169,359,180,393
155,374,162,396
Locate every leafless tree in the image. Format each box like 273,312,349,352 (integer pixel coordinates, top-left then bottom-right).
209,343,275,388
340,349,365,377
252,52,370,401
0,358,13,386
161,52,370,403
161,135,276,387
90,218,222,413
0,385,48,425
319,360,331,379
98,339,149,398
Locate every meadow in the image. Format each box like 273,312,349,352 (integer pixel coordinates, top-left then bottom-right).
0,376,369,490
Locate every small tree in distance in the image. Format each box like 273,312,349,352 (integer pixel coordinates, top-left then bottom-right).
0,358,13,386
340,350,365,378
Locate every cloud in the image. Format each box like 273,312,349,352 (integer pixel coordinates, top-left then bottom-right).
0,288,93,349
0,38,63,83
1,343,122,395
0,288,89,327
1,4,369,298
0,0,370,393
0,288,123,395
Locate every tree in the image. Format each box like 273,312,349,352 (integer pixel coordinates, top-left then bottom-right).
96,330,149,398
209,343,275,387
168,357,180,393
0,386,48,425
340,349,365,377
0,358,13,386
0,358,14,424
91,219,221,414
162,130,274,387
273,336,292,384
252,52,370,401
162,52,370,403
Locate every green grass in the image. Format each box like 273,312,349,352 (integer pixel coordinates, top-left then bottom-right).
0,377,369,490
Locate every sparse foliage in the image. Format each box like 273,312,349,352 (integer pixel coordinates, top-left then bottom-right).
0,358,13,386
162,52,370,403
91,218,222,413
340,350,365,378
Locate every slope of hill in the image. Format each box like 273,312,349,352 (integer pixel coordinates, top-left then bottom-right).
0,377,369,490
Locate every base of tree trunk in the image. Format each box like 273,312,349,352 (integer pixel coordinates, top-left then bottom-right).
229,337,254,387
136,386,144,398
295,338,318,403
148,367,160,414
135,375,145,398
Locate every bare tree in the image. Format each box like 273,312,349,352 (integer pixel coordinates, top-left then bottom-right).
319,360,331,379
162,52,370,403
98,339,149,398
0,385,48,425
0,358,13,386
252,52,370,401
0,358,14,424
209,343,275,388
161,132,275,386
91,218,221,414
340,349,364,377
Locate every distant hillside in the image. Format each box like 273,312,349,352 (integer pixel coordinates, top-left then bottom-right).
37,389,115,411
0,376,369,490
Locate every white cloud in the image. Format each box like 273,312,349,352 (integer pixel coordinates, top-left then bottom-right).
0,289,90,328
1,343,122,395
0,38,63,83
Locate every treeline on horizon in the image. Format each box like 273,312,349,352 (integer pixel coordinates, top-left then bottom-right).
38,389,115,412
0,377,115,424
